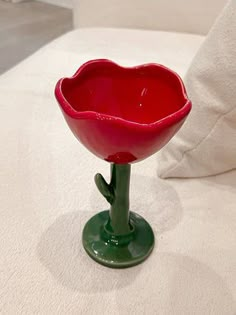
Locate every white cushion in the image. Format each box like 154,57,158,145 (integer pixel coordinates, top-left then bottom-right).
73,0,226,35
0,28,235,314
157,0,236,178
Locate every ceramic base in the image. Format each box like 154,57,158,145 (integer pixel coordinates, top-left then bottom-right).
82,210,155,268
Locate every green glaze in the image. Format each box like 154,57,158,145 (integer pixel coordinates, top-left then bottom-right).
95,164,132,235
82,163,155,268
83,210,154,268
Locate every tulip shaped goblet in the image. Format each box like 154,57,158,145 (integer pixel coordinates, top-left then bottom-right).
55,59,191,268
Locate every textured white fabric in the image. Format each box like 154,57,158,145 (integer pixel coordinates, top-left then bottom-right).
0,28,236,314
73,0,226,35
158,0,236,178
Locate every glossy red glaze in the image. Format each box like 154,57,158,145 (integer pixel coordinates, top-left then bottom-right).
55,59,191,163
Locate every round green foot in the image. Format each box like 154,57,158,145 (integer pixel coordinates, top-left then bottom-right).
82,210,155,268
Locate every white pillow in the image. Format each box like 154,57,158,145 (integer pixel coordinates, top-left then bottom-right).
157,0,236,178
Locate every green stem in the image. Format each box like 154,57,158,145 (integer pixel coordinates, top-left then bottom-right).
95,163,132,235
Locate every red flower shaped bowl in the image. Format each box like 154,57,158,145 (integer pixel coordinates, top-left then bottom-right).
55,59,191,164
